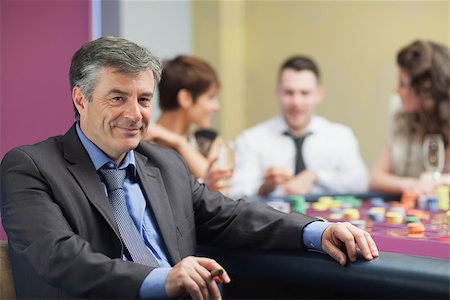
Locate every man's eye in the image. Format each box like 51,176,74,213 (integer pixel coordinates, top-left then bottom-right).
112,97,124,102
139,98,152,105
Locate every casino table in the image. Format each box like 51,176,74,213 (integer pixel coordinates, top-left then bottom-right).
197,246,449,299
197,193,449,299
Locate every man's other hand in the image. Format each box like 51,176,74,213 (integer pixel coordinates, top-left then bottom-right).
166,256,230,300
322,222,379,266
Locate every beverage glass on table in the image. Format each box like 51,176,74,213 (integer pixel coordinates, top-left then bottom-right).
423,134,445,181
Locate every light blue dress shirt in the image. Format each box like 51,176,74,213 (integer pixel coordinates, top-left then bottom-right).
76,123,329,299
76,124,170,299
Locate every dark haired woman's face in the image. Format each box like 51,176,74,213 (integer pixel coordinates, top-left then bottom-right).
396,68,420,113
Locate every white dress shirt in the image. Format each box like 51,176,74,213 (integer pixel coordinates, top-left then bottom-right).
230,115,368,198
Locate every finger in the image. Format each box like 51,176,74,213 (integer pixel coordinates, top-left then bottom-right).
194,264,221,300
192,263,224,300
197,258,231,284
187,264,213,300
335,223,358,262
323,239,347,266
348,227,371,261
364,230,379,257
182,274,205,300
209,169,232,181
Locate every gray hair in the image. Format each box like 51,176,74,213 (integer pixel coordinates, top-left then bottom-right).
69,36,162,119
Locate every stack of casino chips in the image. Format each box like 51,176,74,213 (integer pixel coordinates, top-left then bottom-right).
426,196,439,212
417,188,448,212
312,199,329,211
289,195,306,214
407,221,425,237
385,211,403,224
369,197,386,208
343,208,360,220
339,196,362,209
311,196,365,229
405,209,425,237
367,207,385,222
436,185,450,211
385,206,406,224
329,208,344,220
312,196,348,211
400,191,417,210
343,208,365,229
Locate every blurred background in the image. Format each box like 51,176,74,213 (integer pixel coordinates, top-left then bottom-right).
1,0,449,170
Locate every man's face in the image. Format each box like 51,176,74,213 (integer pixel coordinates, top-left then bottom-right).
74,67,155,163
277,69,323,135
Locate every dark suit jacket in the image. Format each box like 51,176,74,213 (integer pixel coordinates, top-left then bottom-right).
0,124,318,299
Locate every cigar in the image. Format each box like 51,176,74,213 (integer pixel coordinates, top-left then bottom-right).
210,269,224,279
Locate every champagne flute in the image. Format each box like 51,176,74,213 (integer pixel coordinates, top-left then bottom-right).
423,134,445,181
217,141,234,171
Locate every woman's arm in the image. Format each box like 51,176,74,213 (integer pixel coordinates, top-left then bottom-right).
145,124,232,193
369,144,420,194
145,124,209,178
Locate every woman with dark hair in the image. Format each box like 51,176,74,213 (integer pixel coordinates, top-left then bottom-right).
370,40,450,194
145,55,233,194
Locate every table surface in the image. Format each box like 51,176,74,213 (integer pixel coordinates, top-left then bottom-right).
306,202,450,260
261,193,450,260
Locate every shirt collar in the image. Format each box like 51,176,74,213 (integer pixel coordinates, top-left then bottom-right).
75,122,137,176
276,114,316,137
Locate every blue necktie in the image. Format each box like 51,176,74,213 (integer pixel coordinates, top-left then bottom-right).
98,166,159,267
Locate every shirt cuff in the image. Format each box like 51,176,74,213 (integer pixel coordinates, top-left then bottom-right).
302,221,332,252
139,267,171,299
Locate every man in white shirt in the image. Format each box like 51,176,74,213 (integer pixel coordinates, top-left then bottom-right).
230,56,368,199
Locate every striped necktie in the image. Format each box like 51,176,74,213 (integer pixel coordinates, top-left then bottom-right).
98,166,159,267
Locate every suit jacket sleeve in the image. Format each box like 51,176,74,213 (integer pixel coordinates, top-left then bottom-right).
137,142,320,254
192,181,318,251
1,146,152,299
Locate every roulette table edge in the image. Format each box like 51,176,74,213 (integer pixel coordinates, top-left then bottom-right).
197,246,449,299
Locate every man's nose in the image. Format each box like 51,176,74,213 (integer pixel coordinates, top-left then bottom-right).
292,93,304,104
123,100,143,122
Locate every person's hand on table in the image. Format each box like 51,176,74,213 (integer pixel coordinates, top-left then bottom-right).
166,256,230,300
437,173,450,186
283,170,317,195
321,222,379,266
258,167,292,196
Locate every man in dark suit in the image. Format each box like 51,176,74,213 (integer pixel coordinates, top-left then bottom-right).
1,37,378,299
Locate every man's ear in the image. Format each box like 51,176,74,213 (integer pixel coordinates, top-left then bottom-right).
177,89,193,109
317,86,325,104
72,86,87,116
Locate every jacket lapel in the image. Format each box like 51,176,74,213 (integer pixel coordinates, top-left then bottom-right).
135,152,181,264
62,125,120,239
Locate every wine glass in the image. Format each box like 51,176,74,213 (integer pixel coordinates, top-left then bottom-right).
217,141,234,171
423,134,445,181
